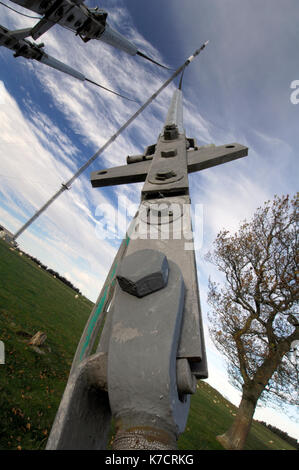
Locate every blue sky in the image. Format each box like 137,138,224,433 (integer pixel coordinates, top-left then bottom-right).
0,0,298,440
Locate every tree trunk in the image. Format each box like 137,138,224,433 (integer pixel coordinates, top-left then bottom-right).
216,392,257,450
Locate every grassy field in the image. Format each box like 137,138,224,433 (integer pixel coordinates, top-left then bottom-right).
0,239,296,450
0,239,93,450
177,381,296,450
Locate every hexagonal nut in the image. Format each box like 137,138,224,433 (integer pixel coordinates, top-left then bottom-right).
117,249,169,298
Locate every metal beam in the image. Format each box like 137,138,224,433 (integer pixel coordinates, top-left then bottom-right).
91,159,151,188
90,142,248,188
187,143,248,173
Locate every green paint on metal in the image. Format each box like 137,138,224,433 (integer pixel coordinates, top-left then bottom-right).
79,262,118,361
79,285,108,361
79,234,133,362
110,265,117,280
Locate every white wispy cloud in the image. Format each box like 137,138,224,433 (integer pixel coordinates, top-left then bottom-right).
0,79,119,299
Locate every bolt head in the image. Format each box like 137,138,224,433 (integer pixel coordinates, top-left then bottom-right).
155,169,177,181
117,249,169,297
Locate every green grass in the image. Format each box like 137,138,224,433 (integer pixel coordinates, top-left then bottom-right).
177,381,295,450
0,239,296,450
0,239,92,450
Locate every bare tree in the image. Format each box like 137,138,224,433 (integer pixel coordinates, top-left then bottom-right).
206,194,299,450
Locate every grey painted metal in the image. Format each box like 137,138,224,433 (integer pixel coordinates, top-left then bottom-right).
90,142,248,188
94,199,209,378
118,93,208,372
176,359,197,395
69,216,136,375
99,23,137,55
142,134,189,198
0,25,42,58
10,0,137,54
164,89,184,135
39,54,85,80
91,159,151,188
123,195,207,375
108,255,188,450
126,154,150,164
9,0,168,67
117,249,169,297
0,25,136,101
189,242,209,378
46,352,111,450
12,43,209,241
187,143,248,172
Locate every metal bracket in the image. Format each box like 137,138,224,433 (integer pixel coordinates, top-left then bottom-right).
90,143,248,188
108,249,190,449
124,196,208,376
46,352,111,450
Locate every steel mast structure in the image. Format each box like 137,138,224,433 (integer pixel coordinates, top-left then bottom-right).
11,43,208,242
6,0,170,68
0,25,137,100
46,46,248,450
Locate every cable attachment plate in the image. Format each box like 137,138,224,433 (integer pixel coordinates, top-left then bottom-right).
108,250,190,447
